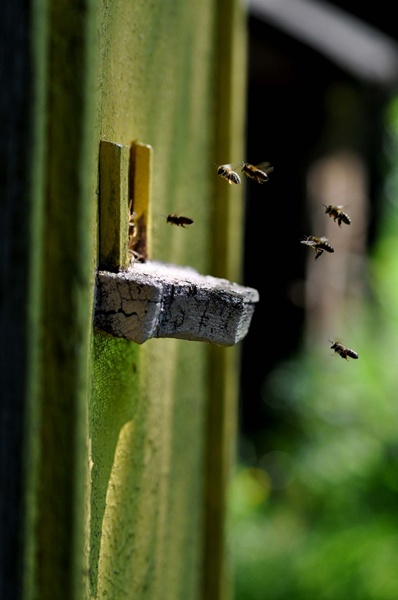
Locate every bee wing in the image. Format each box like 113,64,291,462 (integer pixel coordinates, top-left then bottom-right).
255,161,274,174
300,239,318,247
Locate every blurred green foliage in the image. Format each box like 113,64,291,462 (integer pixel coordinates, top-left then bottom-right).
229,98,398,600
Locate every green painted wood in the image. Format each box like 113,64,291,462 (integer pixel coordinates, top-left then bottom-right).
92,1,247,597
2,1,247,599
89,335,142,597
204,1,248,598
99,140,130,271
29,1,98,599
92,3,223,598
0,3,47,600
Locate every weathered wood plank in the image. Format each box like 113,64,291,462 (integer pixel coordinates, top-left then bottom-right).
94,261,259,345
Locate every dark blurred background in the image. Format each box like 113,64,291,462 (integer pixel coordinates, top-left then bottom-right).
239,0,398,449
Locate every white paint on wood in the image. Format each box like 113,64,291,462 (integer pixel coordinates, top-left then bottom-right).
94,261,259,345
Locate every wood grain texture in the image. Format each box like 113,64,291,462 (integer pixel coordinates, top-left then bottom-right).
95,261,259,345
99,140,130,271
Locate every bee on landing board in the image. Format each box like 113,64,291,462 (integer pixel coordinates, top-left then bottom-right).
241,161,274,184
165,214,194,228
128,201,138,246
323,204,351,227
300,235,334,260
329,340,359,360
127,201,147,264
215,163,241,185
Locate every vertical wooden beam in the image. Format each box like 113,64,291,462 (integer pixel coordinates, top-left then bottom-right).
0,4,43,600
203,0,248,598
129,141,153,262
33,2,97,600
99,140,130,271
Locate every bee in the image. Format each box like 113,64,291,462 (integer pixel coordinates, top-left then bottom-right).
128,249,146,265
128,201,138,246
127,202,147,264
329,340,359,360
241,161,274,184
324,204,351,227
215,163,241,185
165,214,194,227
300,235,334,260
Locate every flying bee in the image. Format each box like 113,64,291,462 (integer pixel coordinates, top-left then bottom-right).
215,163,241,185
329,340,359,360
300,235,334,260
323,204,351,227
165,214,194,227
241,161,274,184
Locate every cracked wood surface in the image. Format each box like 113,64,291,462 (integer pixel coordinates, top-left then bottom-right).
94,261,259,345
